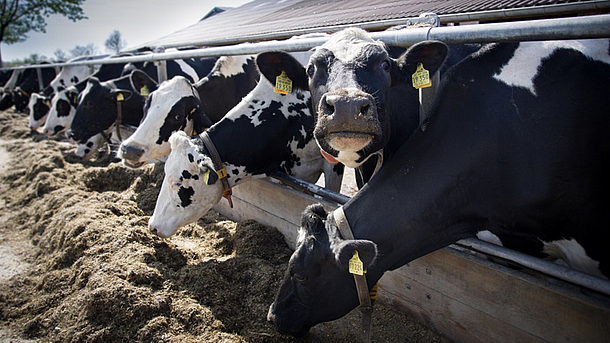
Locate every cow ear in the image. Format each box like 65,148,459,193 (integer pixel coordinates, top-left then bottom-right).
67,90,78,106
188,96,213,134
393,40,448,86
130,69,158,96
198,161,219,185
334,239,378,272
112,89,132,102
256,51,308,91
300,203,328,234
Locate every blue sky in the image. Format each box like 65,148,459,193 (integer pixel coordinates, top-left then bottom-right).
1,0,252,62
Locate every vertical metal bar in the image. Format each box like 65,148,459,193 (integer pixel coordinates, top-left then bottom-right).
35,68,44,91
418,13,440,123
154,46,168,83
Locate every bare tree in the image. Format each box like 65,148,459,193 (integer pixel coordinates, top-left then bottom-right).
53,49,67,62
104,30,127,54
70,43,99,58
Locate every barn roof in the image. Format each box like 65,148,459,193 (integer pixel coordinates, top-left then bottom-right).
129,0,610,52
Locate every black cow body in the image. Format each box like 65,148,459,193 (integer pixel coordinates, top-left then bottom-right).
42,62,135,136
13,64,57,113
268,38,610,337
0,69,23,110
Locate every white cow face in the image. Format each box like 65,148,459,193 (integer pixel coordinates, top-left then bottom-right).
43,89,78,136
118,76,201,168
75,133,105,159
28,93,51,130
148,131,220,238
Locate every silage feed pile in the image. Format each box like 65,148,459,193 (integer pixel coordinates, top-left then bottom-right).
0,109,450,343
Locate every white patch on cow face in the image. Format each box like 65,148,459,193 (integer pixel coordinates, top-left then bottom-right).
28,93,49,130
43,91,76,136
494,39,610,95
320,27,386,63
75,133,105,159
119,77,195,165
543,238,607,280
213,55,252,77
148,132,223,238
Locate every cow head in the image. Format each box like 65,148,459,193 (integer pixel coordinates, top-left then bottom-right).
13,87,31,113
0,90,13,110
118,76,210,169
68,77,130,143
43,87,79,136
75,133,106,159
268,204,377,337
259,28,447,168
28,93,51,130
148,131,220,238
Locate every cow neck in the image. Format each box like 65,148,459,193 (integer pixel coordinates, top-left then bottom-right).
200,131,233,208
332,207,375,343
343,118,479,276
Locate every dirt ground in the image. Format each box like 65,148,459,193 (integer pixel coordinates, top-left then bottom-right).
0,109,451,343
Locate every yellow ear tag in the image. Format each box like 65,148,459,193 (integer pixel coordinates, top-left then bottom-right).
412,62,432,89
349,251,364,276
216,168,227,179
274,70,292,94
140,85,150,97
45,100,51,106
116,93,125,102
202,169,211,185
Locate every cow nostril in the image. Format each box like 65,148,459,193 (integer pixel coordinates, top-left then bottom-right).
149,226,158,235
360,104,370,116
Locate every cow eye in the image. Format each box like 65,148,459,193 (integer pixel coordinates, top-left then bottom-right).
291,270,307,283
306,65,315,77
380,60,390,71
170,180,182,189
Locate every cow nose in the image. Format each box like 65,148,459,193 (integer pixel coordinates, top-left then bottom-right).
120,144,145,160
319,90,376,121
149,226,159,236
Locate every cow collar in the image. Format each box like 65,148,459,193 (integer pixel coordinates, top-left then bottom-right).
332,206,375,343
200,131,233,208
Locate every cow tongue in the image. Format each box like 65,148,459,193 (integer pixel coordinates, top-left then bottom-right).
320,149,339,164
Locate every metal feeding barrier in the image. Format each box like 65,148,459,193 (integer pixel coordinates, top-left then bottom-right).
4,12,610,295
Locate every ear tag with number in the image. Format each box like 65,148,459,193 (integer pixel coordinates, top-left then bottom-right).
140,85,150,97
216,168,227,179
412,62,432,89
116,93,125,102
349,251,364,276
274,70,292,94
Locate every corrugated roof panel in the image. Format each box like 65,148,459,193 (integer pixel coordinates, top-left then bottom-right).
130,0,609,51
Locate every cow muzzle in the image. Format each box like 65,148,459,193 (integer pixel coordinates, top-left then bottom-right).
316,89,380,153
119,144,146,169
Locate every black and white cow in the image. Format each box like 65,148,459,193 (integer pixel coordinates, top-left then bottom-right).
258,29,449,188
268,38,610,337
42,61,133,137
118,55,259,168
28,58,99,131
0,69,23,110
67,58,217,145
13,64,57,113
148,53,341,238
